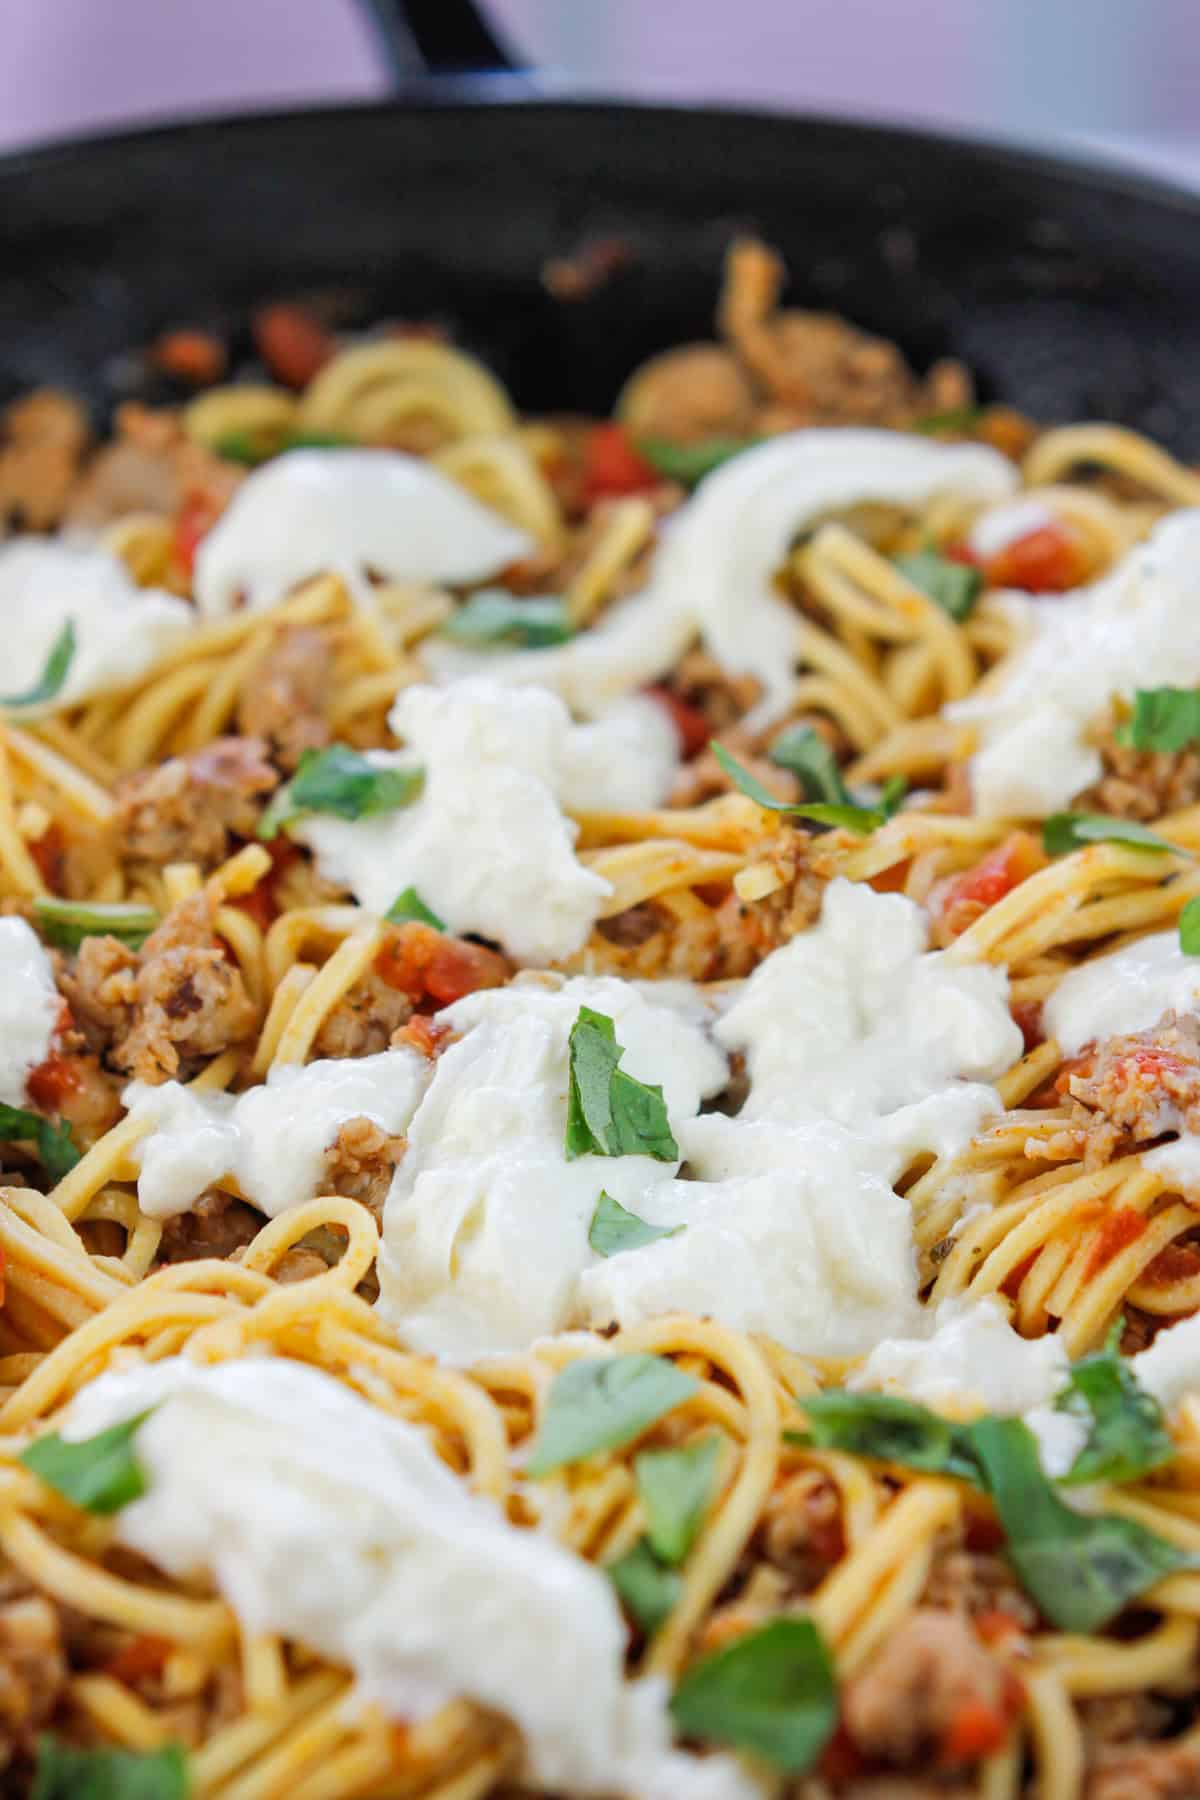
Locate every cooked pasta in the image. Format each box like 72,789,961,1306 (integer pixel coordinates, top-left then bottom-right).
1,237,1200,1800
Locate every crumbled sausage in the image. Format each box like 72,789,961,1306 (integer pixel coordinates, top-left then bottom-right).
0,1575,66,1773
322,1115,405,1219
115,737,279,870
1076,733,1200,824
760,1472,844,1591
1085,1739,1200,1800
156,1188,260,1264
235,626,332,771
65,402,241,529
843,1608,1016,1767
312,967,414,1061
0,389,89,532
618,343,758,445
1068,1010,1200,1147
60,894,257,1083
718,237,973,430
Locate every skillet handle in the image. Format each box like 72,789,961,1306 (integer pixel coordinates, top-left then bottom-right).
357,0,524,78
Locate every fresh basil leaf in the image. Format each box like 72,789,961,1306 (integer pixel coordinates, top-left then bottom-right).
565,1006,678,1162
769,725,851,806
670,1617,838,1773
1056,1321,1173,1487
607,1538,681,1635
284,429,351,452
33,898,159,952
969,1415,1193,1633
710,742,884,835
213,431,266,466
1,620,77,710
0,1103,79,1184
1042,813,1177,857
32,1737,188,1800
636,437,757,486
1180,896,1200,957
440,591,573,649
635,1435,721,1565
588,1191,683,1257
894,547,983,622
258,745,423,839
1115,687,1200,753
880,773,910,816
792,1391,982,1484
912,406,984,435
384,886,445,930
21,1411,151,1514
527,1354,699,1478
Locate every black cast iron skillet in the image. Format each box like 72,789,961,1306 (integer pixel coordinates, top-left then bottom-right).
3,0,1200,450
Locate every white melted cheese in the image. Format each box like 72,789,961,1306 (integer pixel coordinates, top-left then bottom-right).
0,917,60,1107
952,510,1200,818
378,974,728,1359
62,1357,754,1800
427,429,1015,721
382,882,1021,1359
0,541,193,714
581,882,1022,1355
122,1049,427,1219
1043,929,1200,1057
295,680,678,965
1131,1312,1200,1415
850,1295,1084,1475
192,449,531,616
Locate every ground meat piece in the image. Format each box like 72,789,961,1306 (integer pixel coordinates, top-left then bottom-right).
312,966,414,1061
115,737,279,870
322,1115,405,1218
65,402,241,530
235,626,333,772
273,1248,332,1284
837,1783,976,1800
842,1609,1016,1768
62,894,257,1083
1068,1010,1200,1145
157,1188,260,1264
596,905,663,949
1076,735,1200,823
922,1542,1038,1631
1078,1694,1174,1757
618,343,758,445
0,389,89,532
760,1473,844,1592
1086,1739,1200,1800
718,238,972,430
0,1576,67,1773
709,830,828,978
665,649,766,738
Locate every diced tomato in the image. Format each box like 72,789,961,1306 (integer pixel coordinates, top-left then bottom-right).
104,1634,172,1685
869,858,912,895
374,924,509,1008
229,838,300,933
944,541,979,566
582,423,657,500
984,523,1088,594
974,1608,1026,1647
1141,1242,1200,1287
152,329,226,386
392,1015,452,1059
644,685,710,759
27,1050,80,1112
819,1721,868,1785
937,832,1045,939
940,1688,1020,1766
252,303,336,389
173,489,223,577
1011,1000,1044,1053
29,823,65,889
1085,1206,1148,1278
964,1509,1006,1552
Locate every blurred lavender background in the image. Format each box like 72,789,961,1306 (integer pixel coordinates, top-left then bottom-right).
2,0,1198,187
